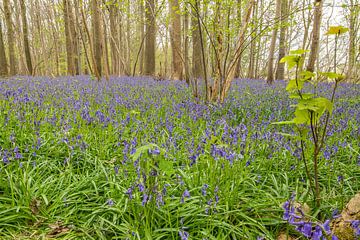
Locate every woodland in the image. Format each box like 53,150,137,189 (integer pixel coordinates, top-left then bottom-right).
0,0,359,239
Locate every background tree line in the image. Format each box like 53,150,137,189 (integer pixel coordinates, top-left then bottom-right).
0,0,359,85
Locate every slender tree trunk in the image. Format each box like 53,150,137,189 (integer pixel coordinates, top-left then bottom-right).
247,3,257,79
169,0,183,80
220,0,254,103
4,0,17,75
139,0,145,75
210,1,223,101
191,5,202,79
63,0,75,75
68,0,79,75
0,21,8,76
144,0,156,76
347,0,357,79
19,0,33,75
234,0,242,78
92,0,102,80
184,8,190,84
109,3,119,75
299,0,312,71
306,0,323,72
276,0,288,80
127,2,132,75
266,0,281,83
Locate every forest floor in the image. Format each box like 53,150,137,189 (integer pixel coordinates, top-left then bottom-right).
0,76,359,239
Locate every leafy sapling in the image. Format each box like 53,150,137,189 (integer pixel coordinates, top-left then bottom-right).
274,26,348,211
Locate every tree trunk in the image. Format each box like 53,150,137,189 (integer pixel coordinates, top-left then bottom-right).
92,0,102,80
19,0,33,75
144,0,156,76
247,3,257,79
191,5,202,79
0,21,8,76
306,0,323,72
184,8,190,84
220,0,254,103
63,0,75,75
234,0,242,78
139,0,145,75
4,0,17,75
109,3,119,75
275,0,288,80
68,0,79,75
126,1,131,75
169,0,183,80
266,0,281,83
347,0,357,80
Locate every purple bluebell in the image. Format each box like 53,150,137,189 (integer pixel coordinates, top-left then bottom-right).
178,230,189,240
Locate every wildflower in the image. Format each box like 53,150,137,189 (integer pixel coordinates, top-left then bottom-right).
126,186,134,200
178,230,189,240
201,184,208,196
142,194,148,206
323,219,331,234
181,189,190,203
114,165,119,175
312,225,323,240
106,199,114,206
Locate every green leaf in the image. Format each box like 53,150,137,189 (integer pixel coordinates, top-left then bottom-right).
132,143,158,160
286,79,304,92
159,160,174,175
290,93,314,99
319,72,345,80
300,71,315,80
326,26,349,35
293,108,310,124
280,56,300,70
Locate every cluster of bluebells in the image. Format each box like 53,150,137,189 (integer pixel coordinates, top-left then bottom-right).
282,194,339,240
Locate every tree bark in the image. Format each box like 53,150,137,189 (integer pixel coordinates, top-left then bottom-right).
169,0,183,80
220,0,254,103
63,0,75,75
347,0,357,80
266,0,281,83
191,5,202,79
92,0,102,80
144,0,156,76
184,8,190,84
306,0,323,72
276,0,288,80
19,0,33,75
109,2,119,75
4,0,17,75
0,21,8,76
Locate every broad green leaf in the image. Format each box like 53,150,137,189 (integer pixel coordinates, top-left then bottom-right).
314,97,333,114
326,26,349,35
159,160,174,175
280,56,300,70
300,71,315,80
290,93,314,99
319,72,345,80
293,108,310,124
286,79,304,92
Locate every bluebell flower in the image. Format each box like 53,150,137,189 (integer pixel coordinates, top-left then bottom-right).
181,189,190,203
323,219,331,234
178,230,189,240
201,184,209,196
106,199,114,206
